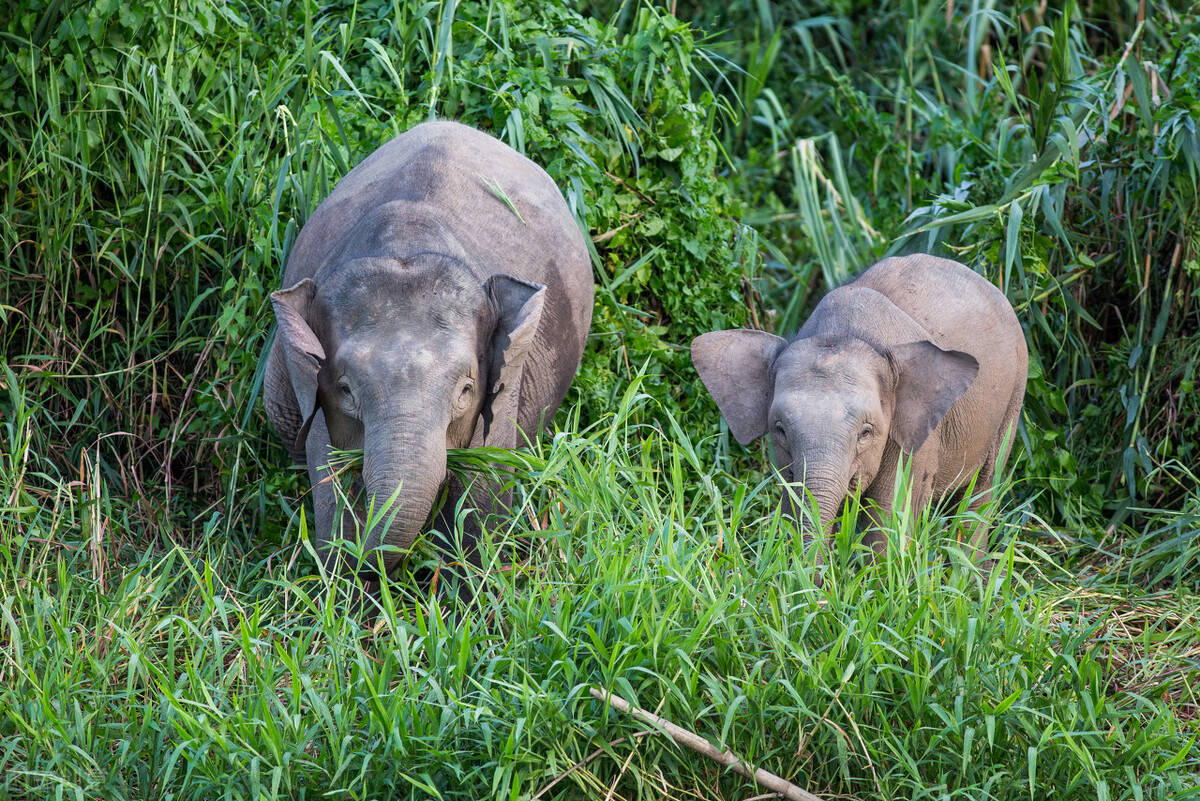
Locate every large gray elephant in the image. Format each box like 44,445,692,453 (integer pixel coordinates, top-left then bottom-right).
692,255,1027,553
263,121,593,575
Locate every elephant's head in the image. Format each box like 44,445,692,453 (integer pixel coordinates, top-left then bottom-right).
270,254,545,565
692,329,978,532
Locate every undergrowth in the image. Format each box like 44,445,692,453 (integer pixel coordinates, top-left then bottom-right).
2,391,1198,799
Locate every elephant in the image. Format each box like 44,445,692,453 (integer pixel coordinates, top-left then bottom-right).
263,120,593,577
692,254,1027,554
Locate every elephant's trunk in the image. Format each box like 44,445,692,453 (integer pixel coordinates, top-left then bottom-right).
361,425,447,567
809,478,848,533
783,456,849,535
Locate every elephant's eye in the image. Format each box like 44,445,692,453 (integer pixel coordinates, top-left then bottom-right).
773,421,787,441
337,379,353,399
453,378,475,414
858,425,873,442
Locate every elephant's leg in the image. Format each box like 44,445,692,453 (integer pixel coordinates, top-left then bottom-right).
962,415,1020,562
304,409,366,575
456,367,552,570
418,473,492,607
861,445,937,557
960,398,1023,562
858,504,891,557
429,472,485,565
962,459,997,560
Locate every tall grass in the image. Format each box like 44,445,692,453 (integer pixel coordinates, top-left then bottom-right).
2,390,1197,800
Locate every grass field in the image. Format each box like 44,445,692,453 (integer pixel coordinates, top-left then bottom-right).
1,0,1198,799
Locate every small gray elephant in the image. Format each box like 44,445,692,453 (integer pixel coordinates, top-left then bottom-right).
263,121,594,575
692,254,1027,552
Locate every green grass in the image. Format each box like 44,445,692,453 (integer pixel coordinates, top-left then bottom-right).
3,390,1197,800
1,0,1198,798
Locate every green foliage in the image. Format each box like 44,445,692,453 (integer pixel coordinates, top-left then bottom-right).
2,393,1197,800
410,0,759,428
1,0,1198,798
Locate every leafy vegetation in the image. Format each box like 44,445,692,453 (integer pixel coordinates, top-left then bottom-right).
1,0,1197,799
4,390,1198,799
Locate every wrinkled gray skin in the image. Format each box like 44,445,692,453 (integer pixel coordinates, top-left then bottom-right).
692,255,1027,553
263,121,593,575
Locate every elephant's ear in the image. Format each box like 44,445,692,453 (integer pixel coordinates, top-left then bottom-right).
271,278,326,450
691,329,787,445
888,340,979,454
477,274,546,447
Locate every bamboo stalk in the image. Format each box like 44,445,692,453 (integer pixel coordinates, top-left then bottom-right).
590,686,825,801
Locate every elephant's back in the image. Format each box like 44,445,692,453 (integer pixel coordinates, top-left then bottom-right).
283,121,592,336
856,255,1027,488
854,255,1025,369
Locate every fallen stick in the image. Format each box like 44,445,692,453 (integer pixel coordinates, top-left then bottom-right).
590,686,824,801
